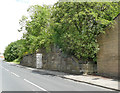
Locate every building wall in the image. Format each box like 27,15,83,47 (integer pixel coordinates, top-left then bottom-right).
97,15,120,78
118,14,120,78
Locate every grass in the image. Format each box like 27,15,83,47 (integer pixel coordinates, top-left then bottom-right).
3,58,20,64
12,58,20,64
12,61,20,64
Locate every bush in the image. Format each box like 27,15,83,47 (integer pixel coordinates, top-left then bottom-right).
4,40,24,62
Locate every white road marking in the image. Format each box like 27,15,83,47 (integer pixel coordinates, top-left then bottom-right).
0,66,20,77
1,66,20,77
4,68,9,72
1,66,9,72
1,66,5,69
24,79,47,91
11,72,20,77
0,66,3,69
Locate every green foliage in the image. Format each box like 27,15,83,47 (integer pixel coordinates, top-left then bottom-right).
52,2,119,61
6,2,118,63
4,40,24,62
19,5,53,54
12,58,20,64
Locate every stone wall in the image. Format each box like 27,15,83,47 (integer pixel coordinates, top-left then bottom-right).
20,46,96,75
97,14,120,78
38,46,96,74
20,53,36,68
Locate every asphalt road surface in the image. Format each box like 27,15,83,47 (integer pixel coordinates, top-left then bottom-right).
0,58,114,92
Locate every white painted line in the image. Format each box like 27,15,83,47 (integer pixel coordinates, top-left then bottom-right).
1,66,9,72
2,67,6,69
0,66,4,69
1,66,20,77
24,79,47,91
11,72,20,77
4,68,9,72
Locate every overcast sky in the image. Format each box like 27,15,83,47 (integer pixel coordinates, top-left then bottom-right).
0,0,58,53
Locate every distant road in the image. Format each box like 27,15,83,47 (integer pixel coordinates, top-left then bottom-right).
0,58,113,92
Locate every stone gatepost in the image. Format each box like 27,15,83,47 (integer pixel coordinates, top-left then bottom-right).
36,53,42,68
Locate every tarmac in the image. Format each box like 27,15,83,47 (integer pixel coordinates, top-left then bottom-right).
6,62,120,91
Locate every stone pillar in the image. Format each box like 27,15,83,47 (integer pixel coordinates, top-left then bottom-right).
36,53,42,68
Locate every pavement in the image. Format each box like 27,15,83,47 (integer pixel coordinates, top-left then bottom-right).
7,62,120,91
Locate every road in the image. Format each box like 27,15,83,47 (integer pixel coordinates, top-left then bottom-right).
0,58,114,92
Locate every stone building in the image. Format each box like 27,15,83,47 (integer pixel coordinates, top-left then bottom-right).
97,13,120,78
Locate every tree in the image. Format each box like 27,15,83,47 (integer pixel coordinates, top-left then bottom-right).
4,40,24,62
52,2,119,61
19,5,53,54
18,2,119,62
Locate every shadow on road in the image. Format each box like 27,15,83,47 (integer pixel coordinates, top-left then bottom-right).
31,70,56,76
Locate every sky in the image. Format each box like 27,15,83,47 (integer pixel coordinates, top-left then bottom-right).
0,0,58,53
